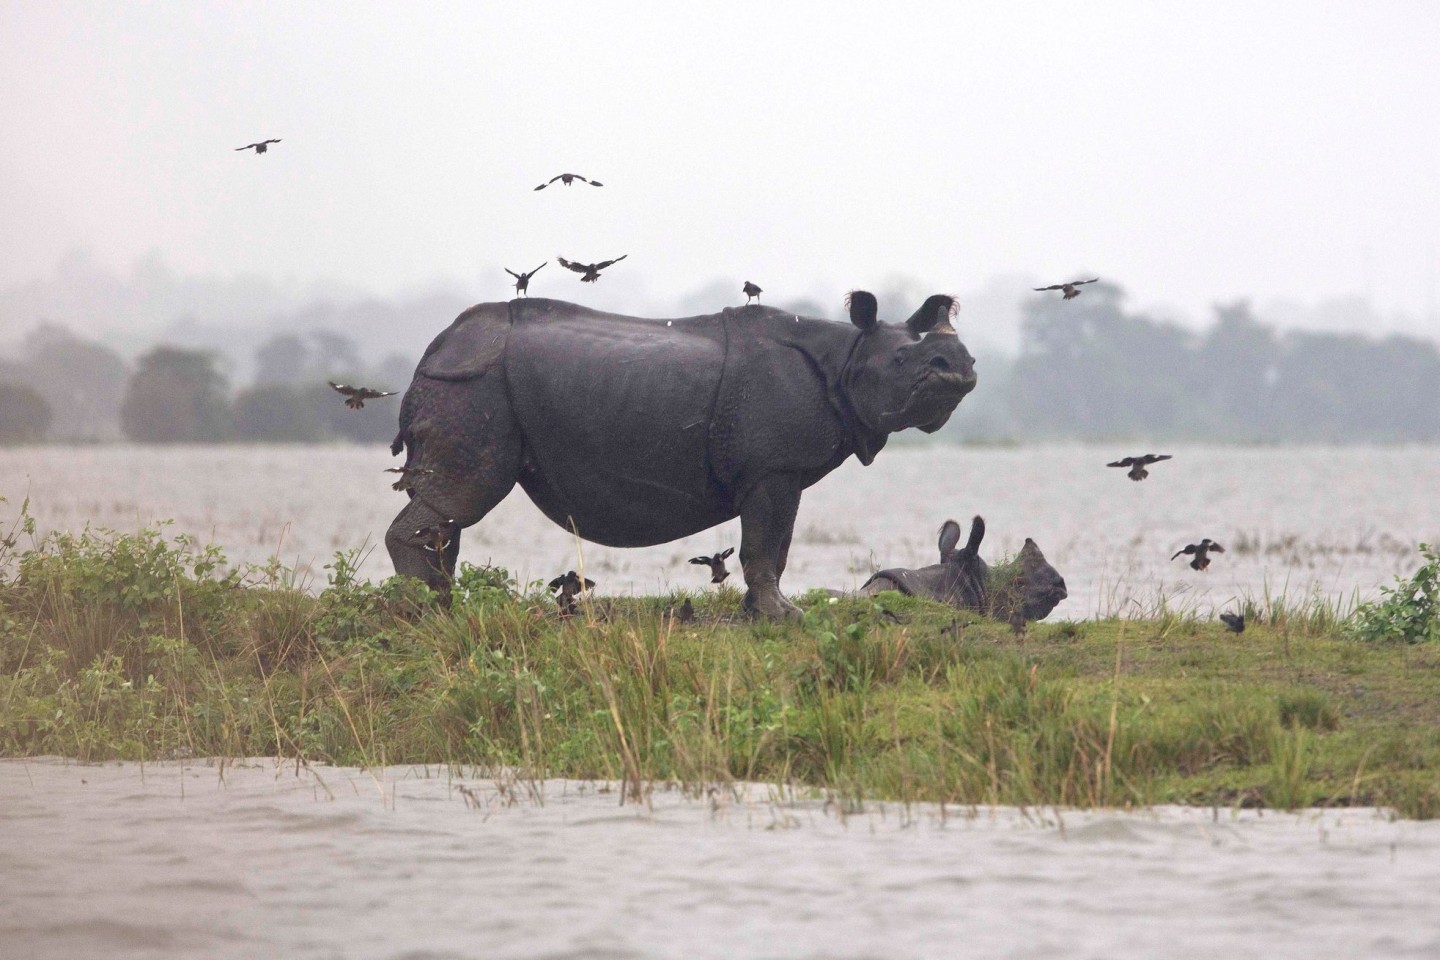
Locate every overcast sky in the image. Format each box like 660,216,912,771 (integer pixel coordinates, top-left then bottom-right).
3,0,1439,338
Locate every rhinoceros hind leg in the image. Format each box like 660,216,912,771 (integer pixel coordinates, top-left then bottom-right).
737,479,803,620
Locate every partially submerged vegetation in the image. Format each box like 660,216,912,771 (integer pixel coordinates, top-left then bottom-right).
2,502,1438,818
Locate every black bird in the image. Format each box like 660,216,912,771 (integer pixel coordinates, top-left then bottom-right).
1171,539,1225,571
1220,612,1246,633
414,520,459,555
558,255,627,283
547,570,596,615
743,281,762,304
328,381,397,410
689,547,735,584
505,262,546,297
235,139,282,154
1034,278,1099,300
674,597,695,623
1107,453,1173,481
535,173,603,190
384,466,434,492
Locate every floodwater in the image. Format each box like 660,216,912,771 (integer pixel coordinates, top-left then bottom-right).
2,759,1438,960
2,444,1439,617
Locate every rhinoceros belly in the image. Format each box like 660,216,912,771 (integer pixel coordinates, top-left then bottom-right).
505,307,734,546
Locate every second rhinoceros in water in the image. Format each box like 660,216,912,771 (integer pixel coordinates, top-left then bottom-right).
861,516,1067,627
386,291,977,618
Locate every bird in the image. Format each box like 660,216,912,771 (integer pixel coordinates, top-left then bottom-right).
505,262,546,297
1107,453,1173,481
689,547,735,584
743,281,762,304
547,570,596,615
1034,278,1099,300
235,139,282,154
534,173,602,190
384,466,435,492
414,520,459,555
328,382,397,410
1171,539,1225,571
1220,612,1246,633
673,597,695,623
558,255,627,283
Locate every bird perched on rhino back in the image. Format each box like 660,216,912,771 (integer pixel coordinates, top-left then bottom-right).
1108,453,1172,481
384,289,977,619
742,281,762,304
505,262,546,297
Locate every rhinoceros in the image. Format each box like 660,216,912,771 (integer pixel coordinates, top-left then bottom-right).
385,291,977,618
861,516,1068,626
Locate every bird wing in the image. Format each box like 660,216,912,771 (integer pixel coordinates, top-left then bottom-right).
1141,454,1173,465
594,255,628,270
557,258,588,274
1107,458,1136,468
235,144,255,151
689,556,711,565
547,575,567,591
1171,546,1195,560
357,388,396,400
587,179,603,187
328,381,358,397
505,268,520,279
582,578,596,590
1209,542,1225,553
1033,284,1064,292
1075,278,1100,285
718,547,734,560
531,261,547,275
265,139,281,145
533,182,549,191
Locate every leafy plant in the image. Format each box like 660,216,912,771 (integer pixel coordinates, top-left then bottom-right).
1351,543,1440,644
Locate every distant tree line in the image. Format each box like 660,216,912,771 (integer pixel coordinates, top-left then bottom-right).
0,325,410,445
952,283,1440,443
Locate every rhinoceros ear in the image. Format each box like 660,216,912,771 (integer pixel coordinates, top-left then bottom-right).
845,290,878,333
965,515,986,554
905,294,958,338
938,520,961,561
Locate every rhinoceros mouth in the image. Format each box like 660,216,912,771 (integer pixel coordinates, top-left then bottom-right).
878,368,975,427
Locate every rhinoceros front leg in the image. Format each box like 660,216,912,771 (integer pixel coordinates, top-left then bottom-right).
738,478,803,620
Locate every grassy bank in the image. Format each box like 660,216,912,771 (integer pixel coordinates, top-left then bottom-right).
2,508,1438,818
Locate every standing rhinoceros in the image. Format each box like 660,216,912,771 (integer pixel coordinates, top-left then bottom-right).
386,291,977,618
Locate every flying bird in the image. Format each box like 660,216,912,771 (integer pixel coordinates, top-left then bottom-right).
235,139,282,154
547,570,596,616
743,281,762,304
1034,278,1099,300
689,547,735,584
384,466,435,492
328,382,397,410
1220,612,1246,633
534,173,603,190
558,255,627,283
1107,454,1173,481
414,520,459,555
1171,539,1225,571
505,262,546,297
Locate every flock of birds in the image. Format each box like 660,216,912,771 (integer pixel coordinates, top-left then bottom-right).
240,142,1240,629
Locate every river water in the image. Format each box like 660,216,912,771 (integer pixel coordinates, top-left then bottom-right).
3,444,1438,618
2,758,1437,960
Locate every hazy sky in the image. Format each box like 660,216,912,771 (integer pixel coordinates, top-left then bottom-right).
4,0,1439,335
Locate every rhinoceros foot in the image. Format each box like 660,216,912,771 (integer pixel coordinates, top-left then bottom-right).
742,587,803,621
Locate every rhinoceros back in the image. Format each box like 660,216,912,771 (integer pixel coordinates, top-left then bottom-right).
501,299,734,546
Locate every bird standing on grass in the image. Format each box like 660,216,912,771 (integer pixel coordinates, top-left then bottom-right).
236,139,282,154
1107,454,1173,481
328,382,397,410
534,173,602,190
1034,278,1099,300
689,547,735,584
548,570,596,616
1220,612,1246,633
743,281,762,304
558,255,627,283
505,262,546,297
1172,539,1225,571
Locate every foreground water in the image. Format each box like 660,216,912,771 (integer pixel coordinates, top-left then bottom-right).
2,759,1437,960
3,443,1438,617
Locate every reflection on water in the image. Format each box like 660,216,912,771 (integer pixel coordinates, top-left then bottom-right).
3,759,1439,960
3,444,1439,617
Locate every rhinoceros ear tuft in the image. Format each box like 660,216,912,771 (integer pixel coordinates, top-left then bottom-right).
906,294,958,338
845,290,878,332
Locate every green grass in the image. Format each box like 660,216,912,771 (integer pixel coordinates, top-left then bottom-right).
2,509,1439,818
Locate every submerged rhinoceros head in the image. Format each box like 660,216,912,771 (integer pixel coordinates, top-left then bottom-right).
840,292,978,438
